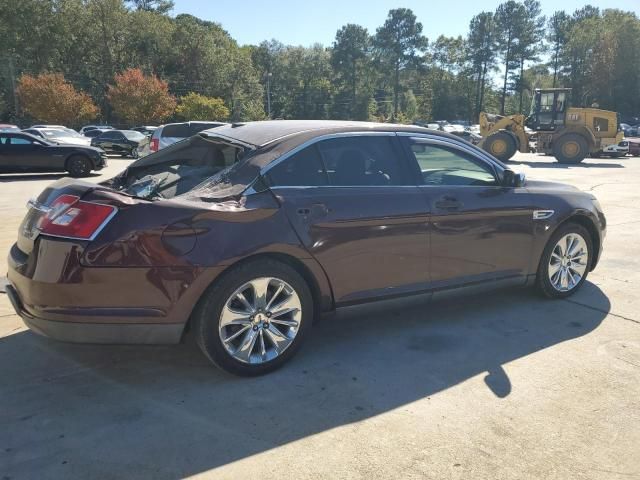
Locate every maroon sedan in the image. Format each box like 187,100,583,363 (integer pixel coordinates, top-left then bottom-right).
6,121,606,375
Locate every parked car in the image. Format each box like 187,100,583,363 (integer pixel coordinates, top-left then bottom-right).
0,124,19,132
22,128,91,146
80,125,114,135
90,129,147,158
149,121,226,153
5,120,606,376
0,131,106,176
623,138,640,156
594,141,629,158
83,128,110,139
131,126,158,137
30,124,68,130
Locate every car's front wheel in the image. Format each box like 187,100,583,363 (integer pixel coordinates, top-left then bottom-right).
66,155,92,177
193,259,313,376
537,223,593,298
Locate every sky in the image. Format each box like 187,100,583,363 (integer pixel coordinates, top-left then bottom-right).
172,0,640,47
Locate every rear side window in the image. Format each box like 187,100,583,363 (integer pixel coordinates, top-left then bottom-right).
162,123,190,138
267,146,328,187
316,136,408,186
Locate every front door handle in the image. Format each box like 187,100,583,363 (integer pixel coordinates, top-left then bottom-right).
434,196,463,211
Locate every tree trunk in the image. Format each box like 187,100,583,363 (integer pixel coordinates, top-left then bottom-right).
518,57,525,113
479,62,487,119
393,61,400,121
352,60,357,119
500,31,512,116
552,44,559,88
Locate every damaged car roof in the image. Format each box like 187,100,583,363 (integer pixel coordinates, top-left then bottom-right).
199,120,433,148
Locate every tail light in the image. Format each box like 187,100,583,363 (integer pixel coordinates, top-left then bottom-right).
150,138,159,152
38,194,117,240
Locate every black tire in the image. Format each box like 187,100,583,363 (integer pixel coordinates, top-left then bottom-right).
66,155,92,177
536,222,593,299
483,132,517,161
192,259,314,376
553,133,588,164
131,147,139,159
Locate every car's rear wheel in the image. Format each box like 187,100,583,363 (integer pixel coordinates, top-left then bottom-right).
193,259,313,376
67,155,92,177
131,147,139,159
536,223,592,298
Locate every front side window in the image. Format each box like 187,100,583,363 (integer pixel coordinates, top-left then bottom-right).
407,140,496,186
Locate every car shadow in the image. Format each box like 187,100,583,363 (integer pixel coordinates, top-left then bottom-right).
0,285,610,478
509,159,624,168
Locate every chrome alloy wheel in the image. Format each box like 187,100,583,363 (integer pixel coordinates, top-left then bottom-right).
218,277,302,364
548,233,589,292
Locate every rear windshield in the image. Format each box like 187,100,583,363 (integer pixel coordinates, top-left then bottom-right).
109,135,248,200
161,124,190,138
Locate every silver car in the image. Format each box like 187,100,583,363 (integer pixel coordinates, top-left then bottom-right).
148,121,226,153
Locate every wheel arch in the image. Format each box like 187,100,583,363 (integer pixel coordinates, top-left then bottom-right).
181,252,334,339
550,213,601,272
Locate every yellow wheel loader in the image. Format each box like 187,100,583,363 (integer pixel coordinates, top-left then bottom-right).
479,88,623,164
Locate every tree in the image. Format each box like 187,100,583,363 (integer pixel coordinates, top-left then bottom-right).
331,24,370,119
513,0,545,112
16,73,98,126
495,0,526,115
107,68,176,124
373,8,427,120
175,92,229,121
468,12,498,119
547,11,570,87
126,0,174,14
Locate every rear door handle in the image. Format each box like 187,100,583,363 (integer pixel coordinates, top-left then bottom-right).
434,196,462,211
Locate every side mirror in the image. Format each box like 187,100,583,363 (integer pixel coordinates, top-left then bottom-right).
503,169,525,187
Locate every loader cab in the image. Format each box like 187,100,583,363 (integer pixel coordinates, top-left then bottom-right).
527,88,571,131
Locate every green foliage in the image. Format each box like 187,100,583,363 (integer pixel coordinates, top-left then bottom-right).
176,92,229,121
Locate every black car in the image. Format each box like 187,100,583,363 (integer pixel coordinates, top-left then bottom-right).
0,132,107,177
83,128,110,139
91,130,147,158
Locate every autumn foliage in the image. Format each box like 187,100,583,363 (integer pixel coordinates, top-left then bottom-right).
107,68,176,125
176,92,230,121
16,73,98,125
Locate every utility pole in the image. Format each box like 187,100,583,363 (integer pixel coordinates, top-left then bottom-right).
266,72,272,119
7,56,18,117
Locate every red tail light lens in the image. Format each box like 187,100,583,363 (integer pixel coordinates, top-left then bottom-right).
150,138,159,151
38,194,117,240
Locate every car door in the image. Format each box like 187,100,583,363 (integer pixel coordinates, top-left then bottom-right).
110,131,128,154
265,133,430,305
400,135,534,291
3,135,52,171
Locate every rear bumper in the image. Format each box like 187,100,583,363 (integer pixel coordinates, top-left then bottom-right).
6,283,183,344
6,238,220,345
